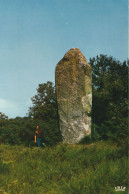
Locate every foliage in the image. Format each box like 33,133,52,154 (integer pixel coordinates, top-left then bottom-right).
78,135,92,144
0,141,128,193
29,81,57,120
0,112,8,129
0,116,35,146
0,112,8,120
0,55,127,146
89,55,128,144
0,82,61,146
29,81,62,146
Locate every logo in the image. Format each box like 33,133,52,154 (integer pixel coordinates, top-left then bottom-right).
115,186,126,192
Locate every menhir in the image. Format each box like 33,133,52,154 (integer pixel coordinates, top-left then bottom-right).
55,48,92,144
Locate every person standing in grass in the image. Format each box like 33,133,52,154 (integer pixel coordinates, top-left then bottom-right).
34,125,43,147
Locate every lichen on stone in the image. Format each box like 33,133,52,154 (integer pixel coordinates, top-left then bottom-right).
55,48,92,144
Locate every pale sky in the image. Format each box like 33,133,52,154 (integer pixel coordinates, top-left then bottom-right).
0,0,128,118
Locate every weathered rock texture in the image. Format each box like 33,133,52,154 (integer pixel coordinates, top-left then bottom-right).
55,48,92,144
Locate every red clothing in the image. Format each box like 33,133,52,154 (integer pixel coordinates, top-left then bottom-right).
35,129,43,138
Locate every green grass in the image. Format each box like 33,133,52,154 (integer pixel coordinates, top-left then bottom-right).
0,141,128,194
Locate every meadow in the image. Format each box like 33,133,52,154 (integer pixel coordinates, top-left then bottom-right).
0,141,128,194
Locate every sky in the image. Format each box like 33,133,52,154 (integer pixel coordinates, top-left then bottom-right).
0,0,128,118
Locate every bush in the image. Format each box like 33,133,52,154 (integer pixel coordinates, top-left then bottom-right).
79,135,92,144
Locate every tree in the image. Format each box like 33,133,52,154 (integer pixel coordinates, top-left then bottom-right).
29,81,62,145
89,55,128,142
0,112,8,129
29,82,57,120
0,112,8,120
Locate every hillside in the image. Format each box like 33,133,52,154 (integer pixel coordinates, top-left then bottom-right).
0,141,128,194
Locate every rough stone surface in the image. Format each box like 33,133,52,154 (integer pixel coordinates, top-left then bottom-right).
55,48,92,144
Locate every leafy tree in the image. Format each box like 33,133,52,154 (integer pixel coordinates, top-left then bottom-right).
0,112,8,120
29,81,62,145
0,115,35,145
9,117,35,146
0,112,8,128
89,55,128,143
0,82,62,146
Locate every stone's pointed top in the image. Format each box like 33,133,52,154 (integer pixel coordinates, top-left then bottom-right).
67,48,80,52
63,48,88,64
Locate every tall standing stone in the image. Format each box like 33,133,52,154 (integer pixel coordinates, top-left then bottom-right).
55,48,92,144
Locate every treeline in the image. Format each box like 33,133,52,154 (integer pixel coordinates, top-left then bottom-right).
90,55,128,145
0,55,128,146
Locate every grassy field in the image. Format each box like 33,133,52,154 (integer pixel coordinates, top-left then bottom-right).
0,141,128,194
